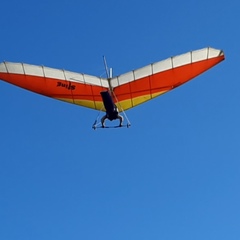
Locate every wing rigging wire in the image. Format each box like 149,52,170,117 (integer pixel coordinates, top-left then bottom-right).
112,90,131,127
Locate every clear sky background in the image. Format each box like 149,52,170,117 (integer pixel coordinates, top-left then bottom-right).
0,0,239,239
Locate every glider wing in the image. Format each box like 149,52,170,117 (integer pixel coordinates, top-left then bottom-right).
0,47,224,112
0,62,108,110
111,47,225,111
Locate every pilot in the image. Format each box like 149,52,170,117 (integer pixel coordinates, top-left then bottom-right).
101,105,123,127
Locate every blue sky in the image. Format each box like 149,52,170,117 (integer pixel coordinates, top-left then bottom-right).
0,0,239,239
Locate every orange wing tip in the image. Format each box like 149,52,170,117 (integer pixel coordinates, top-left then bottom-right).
205,47,224,61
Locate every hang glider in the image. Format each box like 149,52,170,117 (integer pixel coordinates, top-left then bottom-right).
0,47,224,128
